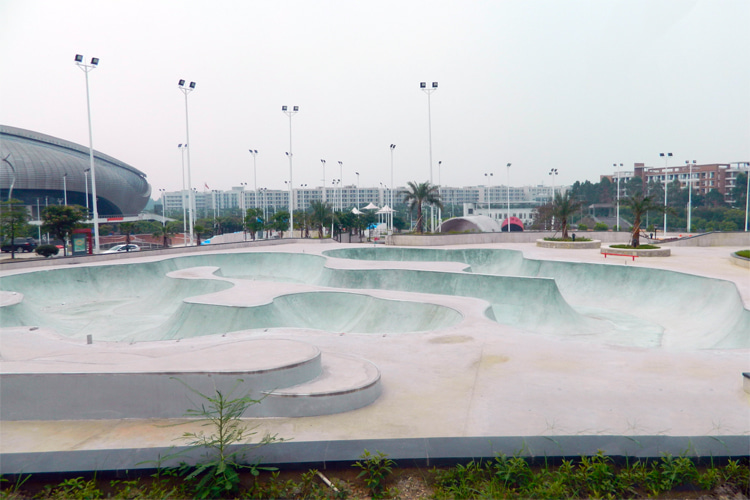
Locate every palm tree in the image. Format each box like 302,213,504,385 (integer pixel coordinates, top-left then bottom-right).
622,191,671,247
401,181,443,233
309,200,333,238
550,191,581,239
152,222,177,248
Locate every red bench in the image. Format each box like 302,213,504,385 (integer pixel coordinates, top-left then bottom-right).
602,252,638,261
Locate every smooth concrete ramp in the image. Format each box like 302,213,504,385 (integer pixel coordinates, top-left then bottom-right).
1,243,748,475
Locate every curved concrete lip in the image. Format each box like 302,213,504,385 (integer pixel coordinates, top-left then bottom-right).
601,245,671,257
730,251,750,269
536,239,601,249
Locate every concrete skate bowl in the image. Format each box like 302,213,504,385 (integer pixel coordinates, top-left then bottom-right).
323,247,750,349
0,253,462,341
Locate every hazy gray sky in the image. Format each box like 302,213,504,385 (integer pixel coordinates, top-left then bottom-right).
1,0,748,194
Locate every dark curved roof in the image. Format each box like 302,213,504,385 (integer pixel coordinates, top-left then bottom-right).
0,125,151,215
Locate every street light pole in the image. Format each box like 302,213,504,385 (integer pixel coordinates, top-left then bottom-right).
339,163,345,213
178,80,197,245
686,160,696,232
744,162,750,232
249,149,258,209
83,168,90,215
420,81,438,232
660,153,674,233
549,168,558,230
484,172,493,215
613,163,622,231
389,144,395,235
75,54,101,253
62,174,68,205
506,163,512,232
438,160,442,229
282,105,299,237
320,159,326,204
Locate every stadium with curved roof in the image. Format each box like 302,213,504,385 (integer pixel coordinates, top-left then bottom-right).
0,125,151,216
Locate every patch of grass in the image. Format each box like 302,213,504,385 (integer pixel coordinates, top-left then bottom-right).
543,237,593,242
610,243,660,249
736,249,750,259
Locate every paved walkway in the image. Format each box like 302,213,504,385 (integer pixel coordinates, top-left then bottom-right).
1,241,748,473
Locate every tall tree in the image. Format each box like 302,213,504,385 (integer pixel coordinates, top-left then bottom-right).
550,191,581,239
244,208,264,240
622,191,672,247
0,199,29,259
42,205,86,256
309,201,333,238
401,181,443,233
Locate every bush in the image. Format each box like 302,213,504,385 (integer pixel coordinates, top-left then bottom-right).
577,223,588,230
594,222,608,231
35,244,59,258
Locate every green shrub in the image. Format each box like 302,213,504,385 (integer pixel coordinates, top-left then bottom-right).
34,244,59,258
594,222,608,231
736,250,750,259
577,223,588,230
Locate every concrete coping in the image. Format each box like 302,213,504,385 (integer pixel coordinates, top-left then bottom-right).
600,245,671,257
730,251,750,269
535,239,601,249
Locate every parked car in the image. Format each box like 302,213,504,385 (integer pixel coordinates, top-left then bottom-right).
1,237,38,253
102,244,140,254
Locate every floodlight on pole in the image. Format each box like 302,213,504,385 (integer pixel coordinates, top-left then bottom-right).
75,54,102,252
63,174,68,205
660,152,673,234
282,105,299,237
178,144,188,241
178,79,197,245
744,162,750,232
549,168,558,230
484,172,493,214
420,81,438,232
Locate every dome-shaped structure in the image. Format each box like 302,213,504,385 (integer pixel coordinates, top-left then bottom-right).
439,215,503,233
0,125,151,216
501,216,525,232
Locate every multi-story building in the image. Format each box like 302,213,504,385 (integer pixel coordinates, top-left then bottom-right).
160,183,566,222
602,161,749,204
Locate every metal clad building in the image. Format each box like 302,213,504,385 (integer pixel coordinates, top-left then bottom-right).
0,125,151,216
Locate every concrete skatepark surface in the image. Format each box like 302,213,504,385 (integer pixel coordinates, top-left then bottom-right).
1,241,748,474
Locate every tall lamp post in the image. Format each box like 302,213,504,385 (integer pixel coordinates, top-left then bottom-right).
420,81,438,231
1,154,15,201
83,168,90,215
613,163,622,231
75,54,101,252
686,160,696,232
320,159,326,204
282,105,299,237
249,149,258,209
744,162,750,232
506,163,512,232
389,144,396,234
62,174,68,205
178,144,187,241
338,162,344,213
484,172,493,215
438,160,442,227
549,168,558,230
660,152,672,234
178,80,197,245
